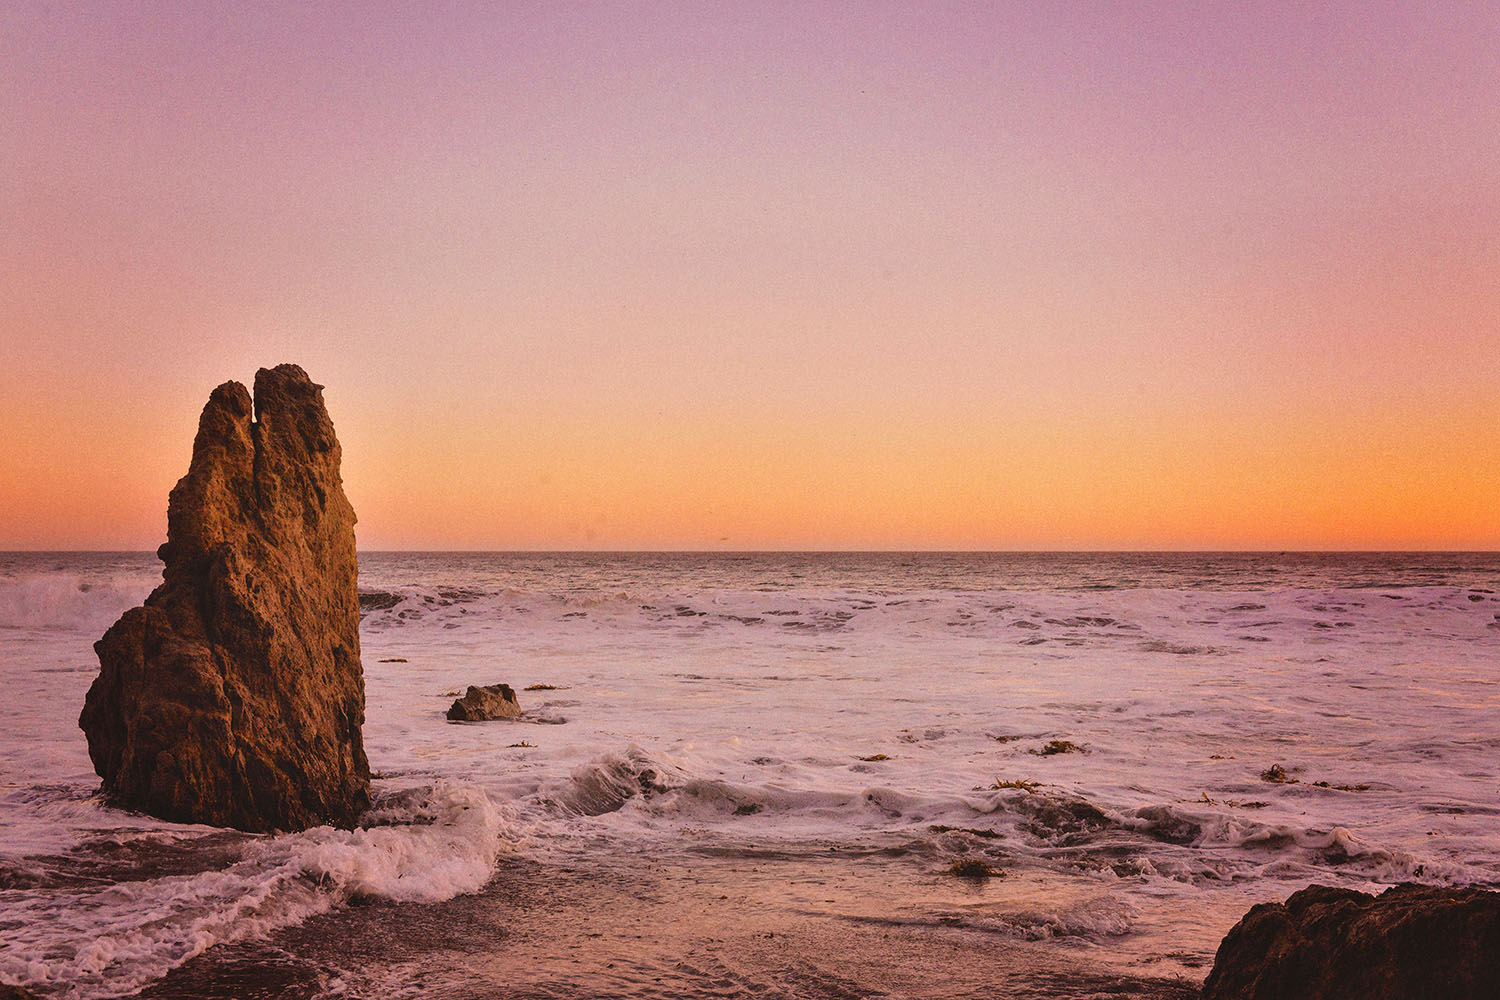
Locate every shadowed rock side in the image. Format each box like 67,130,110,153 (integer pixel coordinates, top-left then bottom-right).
447,684,522,721
80,365,370,832
1202,883,1500,1000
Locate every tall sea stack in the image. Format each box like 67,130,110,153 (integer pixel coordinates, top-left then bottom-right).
80,365,370,832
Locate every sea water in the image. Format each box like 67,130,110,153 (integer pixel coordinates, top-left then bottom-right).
2,552,1498,998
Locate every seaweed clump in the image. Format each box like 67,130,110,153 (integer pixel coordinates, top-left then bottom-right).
1260,764,1368,791
930,825,1004,840
948,858,1004,879
1030,739,1086,756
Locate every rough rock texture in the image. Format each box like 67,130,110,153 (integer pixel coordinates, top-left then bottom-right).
1202,883,1500,1000
446,684,522,721
80,365,370,833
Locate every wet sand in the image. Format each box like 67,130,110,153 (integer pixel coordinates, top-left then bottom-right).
138,852,1202,999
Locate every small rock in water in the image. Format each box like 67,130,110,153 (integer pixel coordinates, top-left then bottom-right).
1202,883,1500,999
447,683,523,721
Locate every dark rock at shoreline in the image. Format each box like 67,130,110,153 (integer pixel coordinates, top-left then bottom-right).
80,365,371,832
1202,883,1500,999
447,684,522,721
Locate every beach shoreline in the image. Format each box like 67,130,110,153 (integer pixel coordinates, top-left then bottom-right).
134,851,1204,1000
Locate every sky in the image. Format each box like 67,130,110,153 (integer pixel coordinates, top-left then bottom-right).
2,2,1497,550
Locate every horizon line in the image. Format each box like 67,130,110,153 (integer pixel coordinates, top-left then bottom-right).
5,548,1499,556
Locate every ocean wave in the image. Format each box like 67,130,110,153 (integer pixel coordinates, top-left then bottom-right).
0,783,513,999
0,573,157,631
967,896,1138,940
541,746,980,831
842,894,1137,940
543,746,687,817
527,747,1480,897
353,582,1500,659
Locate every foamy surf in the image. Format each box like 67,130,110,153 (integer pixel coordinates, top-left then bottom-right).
0,783,514,999
518,743,1482,893
0,571,157,632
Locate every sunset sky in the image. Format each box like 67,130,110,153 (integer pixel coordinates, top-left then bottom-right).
3,2,1497,550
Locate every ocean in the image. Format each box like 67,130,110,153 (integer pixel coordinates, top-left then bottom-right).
2,551,1498,998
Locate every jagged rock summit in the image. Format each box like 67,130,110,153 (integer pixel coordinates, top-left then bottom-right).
80,365,370,832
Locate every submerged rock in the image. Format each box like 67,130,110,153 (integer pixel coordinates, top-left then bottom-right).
447,684,522,721
1202,883,1500,999
80,365,370,833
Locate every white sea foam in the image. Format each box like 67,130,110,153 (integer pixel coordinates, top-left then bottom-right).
299,783,513,903
0,572,156,631
0,783,514,999
971,897,1138,940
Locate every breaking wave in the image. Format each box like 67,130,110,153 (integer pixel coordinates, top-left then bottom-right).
0,573,157,631
0,783,513,999
527,746,1469,890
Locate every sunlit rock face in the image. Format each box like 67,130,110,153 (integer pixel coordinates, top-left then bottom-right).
80,365,370,832
1202,883,1500,1000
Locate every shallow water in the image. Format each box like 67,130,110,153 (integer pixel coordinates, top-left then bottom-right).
2,552,1498,997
